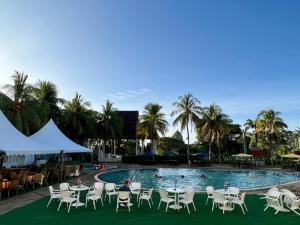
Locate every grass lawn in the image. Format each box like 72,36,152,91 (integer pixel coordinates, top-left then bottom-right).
0,193,298,225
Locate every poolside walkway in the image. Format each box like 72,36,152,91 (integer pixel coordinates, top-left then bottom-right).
0,171,98,215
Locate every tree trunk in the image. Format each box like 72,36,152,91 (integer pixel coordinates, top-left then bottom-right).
208,142,212,161
111,139,114,155
243,129,247,154
186,121,190,164
217,139,221,164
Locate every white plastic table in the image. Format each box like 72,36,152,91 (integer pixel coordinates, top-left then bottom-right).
215,189,236,211
166,188,185,210
70,185,89,207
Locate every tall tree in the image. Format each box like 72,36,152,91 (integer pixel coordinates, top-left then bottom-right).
137,103,168,154
254,109,287,163
98,100,123,155
171,94,201,163
243,119,256,153
62,92,91,144
2,71,41,135
31,80,62,124
197,104,231,163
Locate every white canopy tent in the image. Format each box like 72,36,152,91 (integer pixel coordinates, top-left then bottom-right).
0,111,59,167
30,119,92,180
30,119,91,153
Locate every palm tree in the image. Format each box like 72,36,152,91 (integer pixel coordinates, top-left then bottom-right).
171,94,201,163
197,104,231,163
62,92,91,144
31,80,62,124
98,100,123,155
243,119,256,153
2,71,41,135
255,109,287,163
138,103,168,154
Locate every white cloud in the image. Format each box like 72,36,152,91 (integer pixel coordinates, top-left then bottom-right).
108,88,153,100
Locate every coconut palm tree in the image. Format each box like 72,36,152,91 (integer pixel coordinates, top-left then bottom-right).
171,94,201,163
98,100,123,155
31,80,62,124
137,103,168,154
255,109,287,163
197,104,231,163
243,119,256,153
2,71,41,135
62,92,91,144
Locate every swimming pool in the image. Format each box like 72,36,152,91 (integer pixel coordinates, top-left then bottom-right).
98,168,300,190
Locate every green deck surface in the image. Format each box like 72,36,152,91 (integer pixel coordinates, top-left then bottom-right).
0,193,298,225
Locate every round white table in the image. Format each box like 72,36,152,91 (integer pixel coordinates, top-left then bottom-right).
166,188,185,210
214,189,236,211
70,185,89,207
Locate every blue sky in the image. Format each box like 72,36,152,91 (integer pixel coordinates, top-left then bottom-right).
1,0,300,143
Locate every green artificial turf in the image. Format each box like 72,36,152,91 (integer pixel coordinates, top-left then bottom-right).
0,193,298,225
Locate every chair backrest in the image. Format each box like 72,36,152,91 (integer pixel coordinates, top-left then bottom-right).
130,182,141,190
183,191,194,202
212,191,226,203
206,186,214,194
59,183,70,191
228,187,240,195
118,191,130,200
94,188,103,196
240,192,246,202
185,186,194,192
105,183,116,191
148,188,153,196
267,187,278,196
158,189,168,200
49,186,54,195
60,190,71,199
94,182,104,190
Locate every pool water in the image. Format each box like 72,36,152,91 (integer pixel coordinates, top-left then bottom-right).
99,168,300,190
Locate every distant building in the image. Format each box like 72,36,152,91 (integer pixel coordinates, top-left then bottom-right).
117,111,139,139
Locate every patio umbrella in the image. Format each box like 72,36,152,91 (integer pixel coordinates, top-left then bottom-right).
281,153,300,159
232,153,253,158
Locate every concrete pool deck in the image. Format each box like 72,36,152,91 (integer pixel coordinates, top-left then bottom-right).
0,163,299,215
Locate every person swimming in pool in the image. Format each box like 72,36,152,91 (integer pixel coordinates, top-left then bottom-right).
200,173,207,179
181,175,185,178
155,174,162,179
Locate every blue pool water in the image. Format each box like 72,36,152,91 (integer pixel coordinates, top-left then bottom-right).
99,168,300,190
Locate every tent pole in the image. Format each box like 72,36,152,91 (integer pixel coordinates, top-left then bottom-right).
60,150,64,181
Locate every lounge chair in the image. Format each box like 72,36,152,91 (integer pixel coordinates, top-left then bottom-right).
157,189,175,212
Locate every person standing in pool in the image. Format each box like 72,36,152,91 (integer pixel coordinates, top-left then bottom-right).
200,173,207,179
155,174,162,179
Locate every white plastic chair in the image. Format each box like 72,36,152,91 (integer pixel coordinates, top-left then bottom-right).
47,186,61,207
231,192,248,214
138,188,153,208
261,187,279,199
86,188,104,210
94,182,104,190
59,183,71,191
179,186,194,199
206,186,214,205
57,191,77,213
281,189,300,215
264,190,284,214
228,187,240,196
105,183,117,204
212,191,231,214
179,191,196,214
116,191,131,212
130,182,141,202
157,189,175,212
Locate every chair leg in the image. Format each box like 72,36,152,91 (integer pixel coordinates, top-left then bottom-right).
93,200,96,210
240,204,245,215
166,202,169,212
148,200,151,209
243,203,248,212
264,205,269,211
206,197,209,205
68,203,71,213
101,198,104,206
193,202,196,211
187,204,190,214
212,202,214,211
85,198,88,207
291,209,300,216
158,200,161,210
47,197,52,207
57,201,62,212
116,202,119,213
